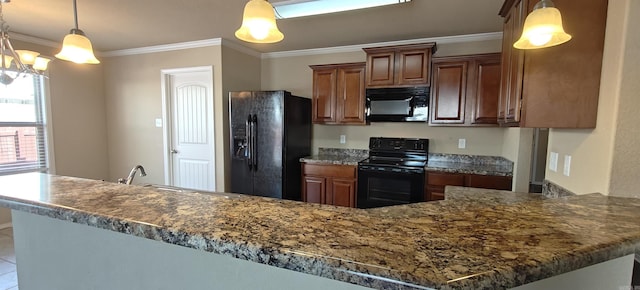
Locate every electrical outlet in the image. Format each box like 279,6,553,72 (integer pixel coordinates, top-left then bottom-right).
155,118,163,128
339,135,346,144
458,138,466,149
563,155,571,176
549,152,558,172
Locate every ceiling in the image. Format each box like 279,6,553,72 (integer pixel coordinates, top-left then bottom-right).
2,0,505,54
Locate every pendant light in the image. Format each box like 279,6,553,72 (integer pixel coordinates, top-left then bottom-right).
55,0,99,64
0,1,50,85
513,0,571,49
235,0,284,44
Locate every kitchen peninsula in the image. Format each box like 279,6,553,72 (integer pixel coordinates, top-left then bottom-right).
0,173,639,290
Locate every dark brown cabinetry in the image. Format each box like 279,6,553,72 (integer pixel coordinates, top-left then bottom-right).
425,171,513,201
430,53,502,126
310,63,366,125
302,163,357,208
363,43,435,88
498,0,607,128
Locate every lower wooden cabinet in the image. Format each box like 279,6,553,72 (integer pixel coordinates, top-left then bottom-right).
302,163,357,208
425,171,512,201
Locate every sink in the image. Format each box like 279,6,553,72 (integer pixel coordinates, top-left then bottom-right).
140,184,241,199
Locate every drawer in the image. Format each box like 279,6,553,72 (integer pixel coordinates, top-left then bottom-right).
303,164,356,178
426,172,465,186
466,174,512,190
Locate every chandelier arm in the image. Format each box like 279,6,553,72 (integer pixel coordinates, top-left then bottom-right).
4,35,26,72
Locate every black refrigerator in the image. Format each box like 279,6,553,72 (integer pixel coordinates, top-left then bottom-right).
229,91,311,200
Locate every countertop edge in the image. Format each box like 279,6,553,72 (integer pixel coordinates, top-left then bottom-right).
0,194,429,290
1,174,639,290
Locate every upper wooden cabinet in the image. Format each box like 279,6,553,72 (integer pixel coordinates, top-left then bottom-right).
498,0,608,128
363,43,435,88
310,63,366,125
430,53,502,126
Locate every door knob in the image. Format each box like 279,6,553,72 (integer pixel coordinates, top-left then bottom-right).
170,149,178,154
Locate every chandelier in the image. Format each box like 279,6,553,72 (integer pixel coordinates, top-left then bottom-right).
0,0,50,85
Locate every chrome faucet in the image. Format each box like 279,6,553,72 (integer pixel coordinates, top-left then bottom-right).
118,165,147,185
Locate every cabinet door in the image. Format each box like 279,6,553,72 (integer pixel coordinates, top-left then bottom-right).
426,186,446,201
498,9,514,123
329,178,356,208
337,65,366,124
471,56,501,124
426,172,464,201
430,61,467,124
504,0,527,125
303,176,326,204
365,51,395,87
397,49,431,86
312,68,337,123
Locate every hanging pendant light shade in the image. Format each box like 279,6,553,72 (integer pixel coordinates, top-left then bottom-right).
235,0,284,44
55,0,99,64
514,0,572,49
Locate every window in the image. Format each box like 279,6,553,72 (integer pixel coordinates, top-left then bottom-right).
0,74,51,175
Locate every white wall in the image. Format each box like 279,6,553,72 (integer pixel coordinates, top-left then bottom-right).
3,40,110,224
607,0,640,198
102,46,224,188
502,128,533,192
546,0,637,195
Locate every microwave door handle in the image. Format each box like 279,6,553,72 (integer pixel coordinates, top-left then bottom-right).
408,97,415,116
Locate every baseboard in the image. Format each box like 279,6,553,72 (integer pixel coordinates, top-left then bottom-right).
0,222,12,229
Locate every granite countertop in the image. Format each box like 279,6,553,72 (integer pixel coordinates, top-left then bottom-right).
426,154,514,177
300,148,369,166
2,173,640,290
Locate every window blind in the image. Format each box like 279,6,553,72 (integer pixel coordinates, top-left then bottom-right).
0,75,49,175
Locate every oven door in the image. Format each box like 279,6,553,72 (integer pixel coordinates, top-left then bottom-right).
357,165,425,208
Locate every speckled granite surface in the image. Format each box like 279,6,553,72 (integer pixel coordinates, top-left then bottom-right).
444,186,547,204
542,179,577,198
426,154,514,176
300,148,368,165
1,173,640,290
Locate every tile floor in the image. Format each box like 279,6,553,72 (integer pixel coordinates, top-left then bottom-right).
0,227,17,290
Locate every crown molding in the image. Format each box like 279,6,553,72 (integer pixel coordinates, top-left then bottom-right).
261,32,503,59
10,33,61,49
101,38,223,57
10,31,502,60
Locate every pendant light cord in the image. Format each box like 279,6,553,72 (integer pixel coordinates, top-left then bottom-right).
73,0,79,29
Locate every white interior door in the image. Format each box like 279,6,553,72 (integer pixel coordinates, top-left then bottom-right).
163,67,215,191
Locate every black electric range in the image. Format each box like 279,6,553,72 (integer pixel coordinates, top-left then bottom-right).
357,137,429,208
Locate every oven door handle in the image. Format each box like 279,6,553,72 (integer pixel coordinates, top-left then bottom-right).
359,165,423,174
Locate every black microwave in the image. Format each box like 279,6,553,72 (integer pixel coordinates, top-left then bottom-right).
365,87,429,122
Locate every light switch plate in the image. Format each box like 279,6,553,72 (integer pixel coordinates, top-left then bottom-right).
339,135,346,144
155,118,163,128
458,138,466,149
549,152,559,172
563,155,571,176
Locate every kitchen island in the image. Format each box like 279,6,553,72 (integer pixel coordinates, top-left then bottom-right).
0,173,639,289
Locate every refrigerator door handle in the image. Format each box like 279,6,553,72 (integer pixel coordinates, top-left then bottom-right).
251,114,258,170
246,114,252,170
